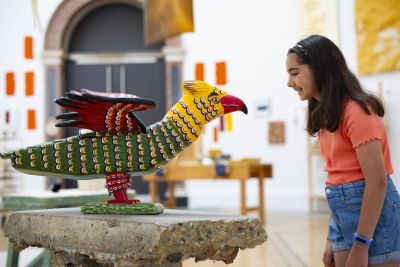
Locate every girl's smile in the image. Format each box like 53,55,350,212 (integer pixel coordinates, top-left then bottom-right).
286,53,320,101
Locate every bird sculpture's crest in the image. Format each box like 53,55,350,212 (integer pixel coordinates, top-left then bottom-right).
0,80,248,214
182,80,216,95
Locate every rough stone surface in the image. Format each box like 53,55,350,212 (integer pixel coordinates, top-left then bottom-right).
4,208,267,267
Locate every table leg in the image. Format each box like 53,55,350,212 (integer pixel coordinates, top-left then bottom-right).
240,178,246,216
258,175,265,224
42,250,52,267
167,181,176,208
149,179,158,203
6,242,19,267
26,249,52,267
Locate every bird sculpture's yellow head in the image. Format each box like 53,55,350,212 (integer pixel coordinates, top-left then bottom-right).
182,80,247,116
164,80,247,143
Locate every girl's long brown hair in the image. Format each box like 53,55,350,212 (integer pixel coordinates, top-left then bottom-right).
288,35,384,136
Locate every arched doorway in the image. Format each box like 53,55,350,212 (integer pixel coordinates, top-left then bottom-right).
65,3,166,191
43,0,185,194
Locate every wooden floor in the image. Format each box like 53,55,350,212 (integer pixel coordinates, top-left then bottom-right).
183,210,330,267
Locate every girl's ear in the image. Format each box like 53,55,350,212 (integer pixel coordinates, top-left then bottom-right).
182,80,213,97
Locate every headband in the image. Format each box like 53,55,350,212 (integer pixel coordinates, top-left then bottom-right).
293,44,309,57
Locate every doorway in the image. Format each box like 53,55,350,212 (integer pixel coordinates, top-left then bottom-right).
63,3,166,193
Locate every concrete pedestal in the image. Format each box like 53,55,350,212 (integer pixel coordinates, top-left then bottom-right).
4,208,267,267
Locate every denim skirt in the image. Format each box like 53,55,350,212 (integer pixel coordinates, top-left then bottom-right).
326,176,400,265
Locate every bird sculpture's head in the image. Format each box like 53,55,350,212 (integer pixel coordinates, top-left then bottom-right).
180,80,248,124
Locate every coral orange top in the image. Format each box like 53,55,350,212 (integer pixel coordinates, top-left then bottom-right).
319,100,393,186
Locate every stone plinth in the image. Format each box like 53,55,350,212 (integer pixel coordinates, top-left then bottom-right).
4,208,267,267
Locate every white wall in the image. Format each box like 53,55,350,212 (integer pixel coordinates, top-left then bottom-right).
0,1,61,191
182,0,310,211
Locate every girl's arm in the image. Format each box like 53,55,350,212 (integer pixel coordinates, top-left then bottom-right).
355,139,387,241
346,139,387,267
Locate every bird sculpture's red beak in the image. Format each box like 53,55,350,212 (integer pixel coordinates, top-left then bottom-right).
221,95,248,115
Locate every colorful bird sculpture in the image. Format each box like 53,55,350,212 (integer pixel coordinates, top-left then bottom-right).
0,80,247,208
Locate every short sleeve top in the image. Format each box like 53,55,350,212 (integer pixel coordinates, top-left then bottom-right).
318,100,393,186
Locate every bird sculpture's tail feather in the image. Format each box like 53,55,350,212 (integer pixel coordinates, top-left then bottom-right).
0,152,12,159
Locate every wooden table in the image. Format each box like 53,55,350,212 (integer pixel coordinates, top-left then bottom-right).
143,161,273,224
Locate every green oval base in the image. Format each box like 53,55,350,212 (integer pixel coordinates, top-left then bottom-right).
81,202,164,215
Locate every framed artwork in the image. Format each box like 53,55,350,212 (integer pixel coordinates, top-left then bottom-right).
268,121,285,145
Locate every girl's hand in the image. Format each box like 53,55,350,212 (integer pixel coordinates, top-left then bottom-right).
345,243,368,267
323,240,335,267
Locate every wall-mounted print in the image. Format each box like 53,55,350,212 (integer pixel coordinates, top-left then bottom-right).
25,72,34,96
195,62,204,81
24,36,33,59
226,114,233,132
27,109,36,130
355,0,400,74
144,0,194,45
299,0,339,44
216,61,227,85
268,121,285,145
254,98,271,118
5,72,15,96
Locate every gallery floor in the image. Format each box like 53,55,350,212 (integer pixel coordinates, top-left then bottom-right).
0,209,329,267
184,210,329,267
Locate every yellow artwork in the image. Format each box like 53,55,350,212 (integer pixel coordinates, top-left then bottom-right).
355,0,400,74
226,114,233,132
144,0,194,45
299,0,339,43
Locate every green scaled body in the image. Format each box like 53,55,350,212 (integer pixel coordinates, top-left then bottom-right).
0,80,248,183
3,119,188,179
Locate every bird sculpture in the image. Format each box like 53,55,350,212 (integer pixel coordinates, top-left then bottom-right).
0,80,248,214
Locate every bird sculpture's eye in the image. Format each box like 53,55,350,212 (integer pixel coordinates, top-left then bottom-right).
211,97,220,104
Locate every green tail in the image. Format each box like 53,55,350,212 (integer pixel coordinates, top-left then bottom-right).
1,120,187,179
0,152,12,159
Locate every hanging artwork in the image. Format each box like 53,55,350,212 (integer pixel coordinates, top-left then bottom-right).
195,62,204,81
144,0,194,45
24,36,33,59
213,126,219,143
355,0,400,74
27,109,36,130
216,61,227,85
25,72,34,96
226,114,233,132
219,117,224,131
299,0,339,43
268,121,285,144
5,111,10,124
254,98,271,118
6,72,15,96
2,110,20,133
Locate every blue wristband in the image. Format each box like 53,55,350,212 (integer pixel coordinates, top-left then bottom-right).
353,233,373,247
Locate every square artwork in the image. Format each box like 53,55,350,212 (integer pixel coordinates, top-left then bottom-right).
268,121,285,144
355,0,400,74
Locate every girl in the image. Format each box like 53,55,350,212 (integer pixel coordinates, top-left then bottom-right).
286,35,400,267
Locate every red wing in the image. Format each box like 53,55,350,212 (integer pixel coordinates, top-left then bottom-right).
55,89,156,133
